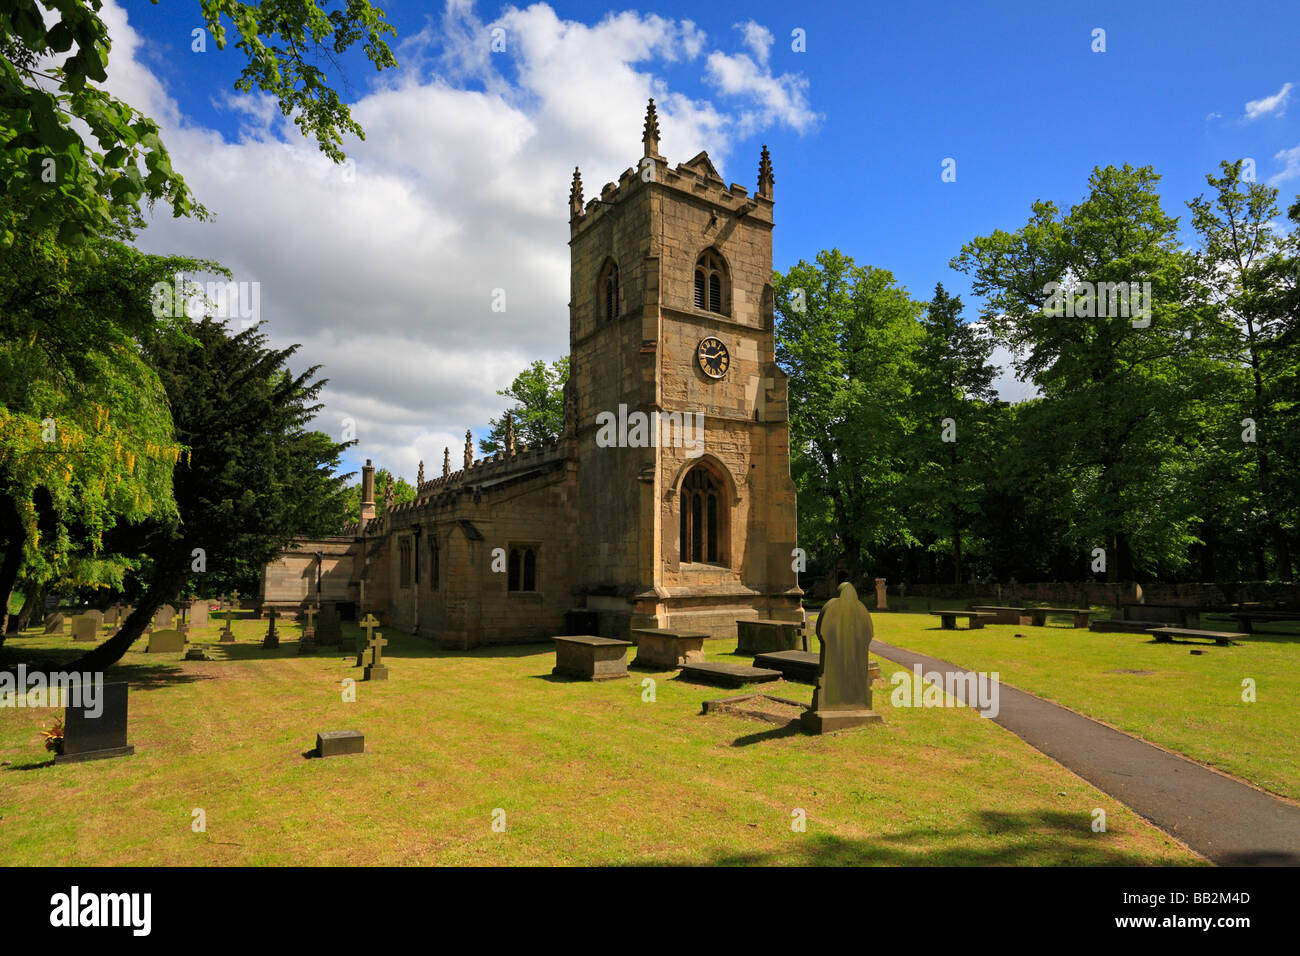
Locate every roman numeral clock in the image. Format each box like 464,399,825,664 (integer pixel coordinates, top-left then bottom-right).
696,336,729,379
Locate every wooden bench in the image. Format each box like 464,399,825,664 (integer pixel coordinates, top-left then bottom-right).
552,635,633,681
1023,607,1096,629
930,611,998,630
1150,627,1238,647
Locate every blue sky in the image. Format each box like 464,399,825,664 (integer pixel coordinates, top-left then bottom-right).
111,0,1300,479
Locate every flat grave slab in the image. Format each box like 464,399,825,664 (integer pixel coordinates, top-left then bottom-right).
316,730,365,757
754,650,881,685
552,635,633,681
1151,627,1238,647
1090,619,1171,634
930,610,997,630
678,661,782,688
702,692,808,727
970,605,1025,625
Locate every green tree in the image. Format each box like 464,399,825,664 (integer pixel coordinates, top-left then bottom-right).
904,283,998,583
775,250,923,586
952,164,1219,580
1187,160,1296,578
0,0,398,246
64,318,351,672
341,467,414,525
479,357,569,454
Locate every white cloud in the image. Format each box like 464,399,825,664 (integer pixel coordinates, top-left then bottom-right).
734,20,774,68
1269,143,1300,185
92,1,817,480
1244,82,1293,121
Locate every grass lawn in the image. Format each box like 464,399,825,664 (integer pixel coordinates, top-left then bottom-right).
0,613,1200,866
864,611,1300,800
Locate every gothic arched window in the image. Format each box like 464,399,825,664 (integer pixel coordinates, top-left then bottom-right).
679,465,728,565
694,250,728,315
508,546,539,592
598,260,619,321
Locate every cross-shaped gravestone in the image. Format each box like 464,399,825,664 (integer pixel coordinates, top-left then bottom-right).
231,590,241,610
356,613,380,666
298,605,318,656
262,607,279,649
363,630,389,681
220,609,235,643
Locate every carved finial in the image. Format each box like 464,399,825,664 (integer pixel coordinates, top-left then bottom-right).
643,98,661,158
464,429,473,469
417,460,424,485
505,411,515,454
569,166,584,218
758,144,774,200
443,447,450,477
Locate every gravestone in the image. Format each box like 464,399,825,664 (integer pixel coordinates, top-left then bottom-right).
104,605,122,628
219,609,235,643
55,681,135,764
317,730,364,758
874,577,888,610
363,631,389,681
44,613,66,635
187,599,209,628
299,605,318,655
176,620,190,641
262,608,280,649
146,629,185,654
153,603,176,628
316,603,342,647
184,645,212,661
71,614,97,642
356,614,380,666
801,581,882,734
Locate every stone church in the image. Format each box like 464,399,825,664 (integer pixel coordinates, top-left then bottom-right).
261,101,802,647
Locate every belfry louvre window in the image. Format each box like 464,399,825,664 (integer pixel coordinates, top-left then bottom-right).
694,250,727,314
508,546,538,592
398,538,413,589
599,260,619,321
679,466,726,564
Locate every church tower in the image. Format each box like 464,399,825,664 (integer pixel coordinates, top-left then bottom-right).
567,101,801,635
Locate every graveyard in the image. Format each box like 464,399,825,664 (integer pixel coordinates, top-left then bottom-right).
11,597,1297,866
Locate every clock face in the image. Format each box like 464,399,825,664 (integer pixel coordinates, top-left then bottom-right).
697,336,730,379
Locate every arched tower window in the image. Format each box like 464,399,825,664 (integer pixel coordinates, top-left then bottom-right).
693,250,728,315
598,259,619,321
679,465,728,565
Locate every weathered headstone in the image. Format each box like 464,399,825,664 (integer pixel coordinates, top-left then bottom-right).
104,605,122,628
71,614,97,642
44,612,66,635
55,681,135,764
356,613,380,666
299,605,318,655
187,599,209,628
874,577,888,610
316,603,342,647
146,628,185,654
153,603,176,628
801,581,882,734
219,609,235,643
363,631,389,681
316,730,364,757
262,608,279,649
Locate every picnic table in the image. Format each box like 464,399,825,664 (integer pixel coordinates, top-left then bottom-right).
1150,627,1238,647
930,610,998,630
1024,607,1097,628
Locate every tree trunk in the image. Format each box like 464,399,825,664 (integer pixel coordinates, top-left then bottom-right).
65,550,186,672
0,493,26,645
14,586,41,632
